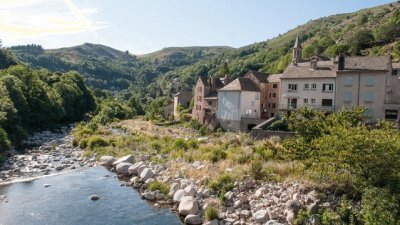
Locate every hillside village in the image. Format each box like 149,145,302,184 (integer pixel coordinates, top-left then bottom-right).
172,35,400,135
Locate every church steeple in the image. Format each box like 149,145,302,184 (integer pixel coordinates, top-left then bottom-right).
292,34,302,65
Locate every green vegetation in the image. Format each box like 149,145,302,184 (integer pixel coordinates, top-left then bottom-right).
0,48,96,152
148,180,169,195
208,173,235,202
204,205,219,221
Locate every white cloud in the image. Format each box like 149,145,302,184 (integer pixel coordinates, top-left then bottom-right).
0,0,107,43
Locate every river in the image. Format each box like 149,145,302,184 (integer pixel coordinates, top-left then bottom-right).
0,165,182,225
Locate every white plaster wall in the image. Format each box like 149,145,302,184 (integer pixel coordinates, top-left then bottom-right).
217,91,240,121
240,91,261,119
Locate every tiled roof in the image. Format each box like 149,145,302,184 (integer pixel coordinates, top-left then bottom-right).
199,76,224,88
174,88,192,97
267,74,282,83
204,92,218,99
218,78,260,92
344,56,391,71
244,70,269,83
281,61,337,79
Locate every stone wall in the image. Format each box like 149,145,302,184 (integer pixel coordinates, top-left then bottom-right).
251,130,297,140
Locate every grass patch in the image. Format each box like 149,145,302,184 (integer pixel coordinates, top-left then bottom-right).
204,205,219,221
148,180,169,195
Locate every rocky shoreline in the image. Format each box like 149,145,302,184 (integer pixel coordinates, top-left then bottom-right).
0,127,332,225
0,126,94,185
100,154,333,225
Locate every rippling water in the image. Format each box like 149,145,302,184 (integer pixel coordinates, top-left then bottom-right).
0,167,181,225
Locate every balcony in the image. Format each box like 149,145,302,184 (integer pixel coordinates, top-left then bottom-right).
279,104,335,112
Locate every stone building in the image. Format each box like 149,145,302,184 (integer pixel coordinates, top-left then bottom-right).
192,76,224,129
173,88,192,119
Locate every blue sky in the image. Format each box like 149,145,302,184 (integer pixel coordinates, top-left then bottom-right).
0,0,394,54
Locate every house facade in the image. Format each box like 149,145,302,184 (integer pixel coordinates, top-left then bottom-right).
336,55,400,121
173,88,192,119
265,74,282,118
279,60,337,113
192,76,224,128
244,71,282,119
217,78,264,132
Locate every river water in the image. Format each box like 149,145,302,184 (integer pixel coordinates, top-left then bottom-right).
0,166,181,225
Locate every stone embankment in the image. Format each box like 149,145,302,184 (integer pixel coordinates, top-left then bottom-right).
100,155,331,225
0,126,93,184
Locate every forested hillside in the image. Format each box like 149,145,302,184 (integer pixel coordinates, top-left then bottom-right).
10,2,400,101
11,44,231,91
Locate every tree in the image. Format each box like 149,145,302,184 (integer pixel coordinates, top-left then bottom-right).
347,30,374,55
374,10,400,44
219,62,230,77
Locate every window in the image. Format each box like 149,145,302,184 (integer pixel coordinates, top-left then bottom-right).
304,84,309,89
273,84,278,88
271,113,275,117
344,92,352,103
251,101,255,107
385,109,398,120
303,99,309,104
272,93,277,98
364,91,373,103
364,108,373,117
272,103,276,108
365,75,374,86
344,76,353,86
311,99,316,104
288,84,298,92
322,99,333,107
255,93,260,100
311,84,317,90
322,83,334,92
269,93,272,98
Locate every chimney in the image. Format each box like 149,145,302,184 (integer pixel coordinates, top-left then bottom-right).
310,57,318,70
338,54,345,70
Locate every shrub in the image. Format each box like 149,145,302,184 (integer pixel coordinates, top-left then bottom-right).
0,128,10,151
204,206,219,221
208,148,227,163
173,138,188,150
79,138,88,149
148,180,169,195
249,159,264,180
361,187,398,225
208,173,235,203
87,136,109,150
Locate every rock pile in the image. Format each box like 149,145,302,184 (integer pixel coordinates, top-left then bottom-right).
101,155,330,225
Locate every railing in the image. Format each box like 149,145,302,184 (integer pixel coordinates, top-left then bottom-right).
384,99,400,105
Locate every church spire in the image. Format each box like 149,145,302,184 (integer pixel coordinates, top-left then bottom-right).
292,34,302,65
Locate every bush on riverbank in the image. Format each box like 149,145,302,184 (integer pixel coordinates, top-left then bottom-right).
204,205,219,221
148,181,169,195
0,128,10,151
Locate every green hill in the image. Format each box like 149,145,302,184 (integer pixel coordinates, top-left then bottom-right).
10,2,400,98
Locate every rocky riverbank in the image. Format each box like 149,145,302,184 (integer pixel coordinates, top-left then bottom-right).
99,154,333,225
0,126,94,184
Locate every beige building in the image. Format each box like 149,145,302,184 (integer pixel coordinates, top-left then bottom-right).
244,71,282,119
265,74,282,118
279,59,337,114
336,55,400,121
